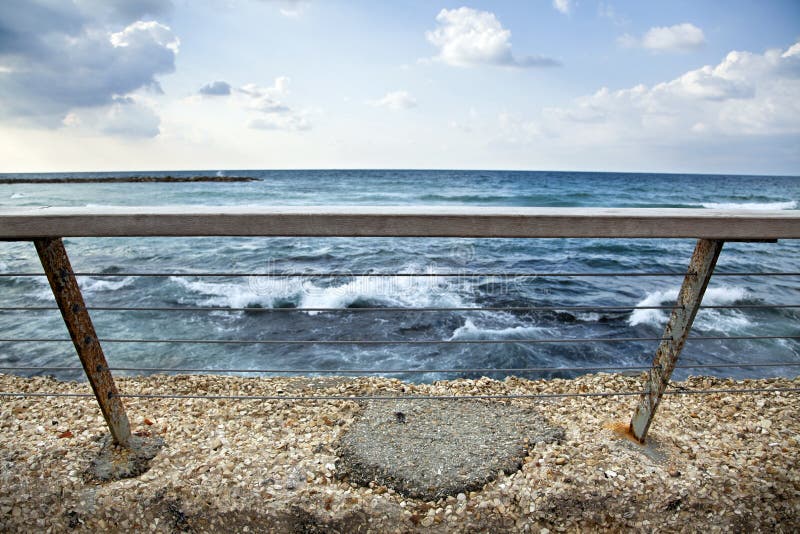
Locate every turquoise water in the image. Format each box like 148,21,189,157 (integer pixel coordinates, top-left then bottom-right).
1,170,798,381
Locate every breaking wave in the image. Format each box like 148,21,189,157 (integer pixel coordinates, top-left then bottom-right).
701,201,797,210
79,277,136,293
628,286,751,332
171,271,469,313
449,318,552,340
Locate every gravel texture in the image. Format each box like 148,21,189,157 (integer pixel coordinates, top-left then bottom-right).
1,372,799,533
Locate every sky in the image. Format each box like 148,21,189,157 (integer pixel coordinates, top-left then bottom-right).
0,0,799,175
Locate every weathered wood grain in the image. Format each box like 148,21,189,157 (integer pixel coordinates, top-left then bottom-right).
1,206,798,239
630,239,724,443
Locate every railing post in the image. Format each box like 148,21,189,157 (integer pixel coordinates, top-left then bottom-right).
34,237,132,447
630,238,724,443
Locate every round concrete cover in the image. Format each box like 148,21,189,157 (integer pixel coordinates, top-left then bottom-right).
336,400,564,501
86,435,164,481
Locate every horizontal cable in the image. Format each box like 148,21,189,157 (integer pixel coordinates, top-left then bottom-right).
2,362,800,374
1,387,798,401
1,271,799,278
2,304,800,313
688,335,800,341
700,304,800,309
0,336,669,345
662,362,800,369
2,335,798,345
0,305,681,312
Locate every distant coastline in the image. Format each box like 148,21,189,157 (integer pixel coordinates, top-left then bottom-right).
0,176,257,184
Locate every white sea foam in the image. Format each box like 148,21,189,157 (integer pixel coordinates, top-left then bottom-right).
628,288,678,327
171,271,468,313
27,274,134,301
449,318,550,340
628,286,750,332
10,193,25,199
79,276,136,293
22,270,53,301
701,201,797,210
171,277,290,308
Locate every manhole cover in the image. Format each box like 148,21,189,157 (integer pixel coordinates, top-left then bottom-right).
335,400,564,500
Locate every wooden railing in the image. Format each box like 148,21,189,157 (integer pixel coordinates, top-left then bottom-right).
2,205,798,238
1,206,799,452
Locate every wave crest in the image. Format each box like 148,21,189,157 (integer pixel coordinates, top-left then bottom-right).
701,201,797,210
171,272,468,313
449,318,550,340
628,286,751,331
79,276,136,293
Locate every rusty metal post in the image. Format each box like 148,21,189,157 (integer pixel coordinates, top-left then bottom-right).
34,237,132,447
630,238,724,443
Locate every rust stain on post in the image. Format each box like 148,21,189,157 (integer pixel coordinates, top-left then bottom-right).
34,237,132,447
630,238,724,443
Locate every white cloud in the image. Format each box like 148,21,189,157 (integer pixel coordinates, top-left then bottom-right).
199,81,232,96
501,39,800,147
368,91,418,110
255,0,308,18
240,79,290,111
552,0,572,15
598,3,628,26
99,97,161,137
62,96,161,138
190,76,310,131
620,23,706,52
425,7,559,68
0,1,177,129
73,0,173,23
110,20,180,53
249,114,310,131
643,23,705,51
279,1,308,18
784,42,800,58
238,78,310,131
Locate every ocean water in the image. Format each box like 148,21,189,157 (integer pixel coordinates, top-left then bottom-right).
0,170,798,382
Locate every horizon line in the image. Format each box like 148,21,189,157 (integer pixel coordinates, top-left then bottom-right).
1,168,799,179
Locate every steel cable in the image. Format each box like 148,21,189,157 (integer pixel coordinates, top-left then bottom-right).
1,386,798,401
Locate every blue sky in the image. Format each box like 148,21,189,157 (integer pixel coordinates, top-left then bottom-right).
0,0,798,174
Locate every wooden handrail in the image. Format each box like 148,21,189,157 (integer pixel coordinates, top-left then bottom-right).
2,206,799,449
1,206,799,239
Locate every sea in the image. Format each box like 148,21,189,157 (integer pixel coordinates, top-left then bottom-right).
0,170,798,383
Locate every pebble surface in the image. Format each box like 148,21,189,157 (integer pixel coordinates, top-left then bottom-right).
1,372,798,533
